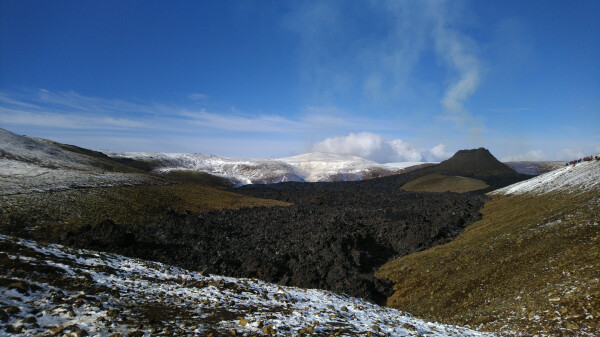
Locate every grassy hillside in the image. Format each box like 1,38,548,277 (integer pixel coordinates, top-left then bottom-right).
401,174,489,193
376,189,600,336
1,181,290,236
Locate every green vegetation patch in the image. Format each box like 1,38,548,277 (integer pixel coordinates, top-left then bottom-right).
400,174,489,193
376,190,600,336
1,183,290,234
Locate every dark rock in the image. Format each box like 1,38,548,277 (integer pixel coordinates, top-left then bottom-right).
4,306,20,314
58,180,487,304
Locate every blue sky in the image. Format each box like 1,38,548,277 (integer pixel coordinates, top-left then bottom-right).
1,0,598,162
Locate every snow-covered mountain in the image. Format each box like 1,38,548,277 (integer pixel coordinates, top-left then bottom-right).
0,234,493,336
0,128,97,171
0,128,432,192
102,150,414,185
0,129,155,195
490,157,600,195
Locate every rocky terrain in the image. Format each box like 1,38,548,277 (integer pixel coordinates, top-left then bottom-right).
0,234,493,337
54,187,487,305
10,128,582,336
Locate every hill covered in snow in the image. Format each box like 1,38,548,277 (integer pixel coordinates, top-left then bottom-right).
0,129,158,195
491,158,600,195
102,150,416,185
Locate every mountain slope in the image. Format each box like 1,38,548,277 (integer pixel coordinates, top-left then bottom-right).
0,128,144,173
376,158,600,336
400,174,489,193
349,148,531,194
490,159,600,195
433,148,515,176
102,150,406,185
0,129,160,196
0,234,493,337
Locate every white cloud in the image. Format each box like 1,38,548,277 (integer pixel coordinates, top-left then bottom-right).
312,132,451,163
0,108,150,130
0,89,418,157
189,93,207,101
502,150,546,162
1,89,411,137
0,89,316,134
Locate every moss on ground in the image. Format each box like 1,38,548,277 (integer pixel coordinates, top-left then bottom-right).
0,183,290,234
400,174,489,193
376,190,600,336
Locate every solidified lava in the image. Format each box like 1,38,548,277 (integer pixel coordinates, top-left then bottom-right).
61,186,487,304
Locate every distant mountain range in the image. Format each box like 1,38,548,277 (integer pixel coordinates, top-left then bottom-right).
3,126,599,335
0,127,435,191
0,127,573,194
100,150,432,185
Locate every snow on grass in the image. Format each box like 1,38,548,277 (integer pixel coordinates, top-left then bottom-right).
0,128,91,171
1,129,157,195
0,234,494,336
0,158,152,196
490,159,600,195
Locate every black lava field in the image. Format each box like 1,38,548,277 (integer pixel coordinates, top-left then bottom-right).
60,182,488,304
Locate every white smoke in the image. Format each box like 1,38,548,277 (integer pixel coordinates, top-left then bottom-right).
427,144,452,161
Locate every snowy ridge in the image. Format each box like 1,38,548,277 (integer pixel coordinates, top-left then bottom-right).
102,151,410,185
0,160,150,195
0,234,493,336
0,128,94,171
0,129,155,195
490,158,600,195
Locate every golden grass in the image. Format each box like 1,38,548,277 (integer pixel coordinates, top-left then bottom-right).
400,174,489,193
376,190,600,336
0,183,290,232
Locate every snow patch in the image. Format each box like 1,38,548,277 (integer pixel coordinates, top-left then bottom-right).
490,159,600,195
0,234,494,336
